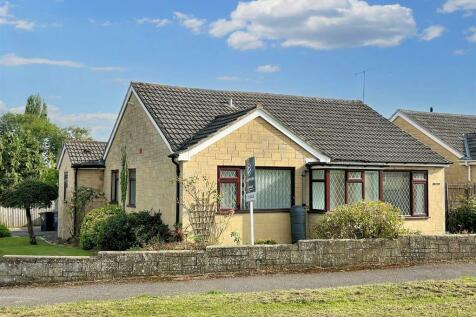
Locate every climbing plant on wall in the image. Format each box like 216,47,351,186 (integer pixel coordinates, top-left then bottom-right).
120,146,128,210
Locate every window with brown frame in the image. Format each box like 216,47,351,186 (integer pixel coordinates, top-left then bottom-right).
111,170,119,203
128,169,136,207
63,172,68,202
310,168,428,217
217,166,294,211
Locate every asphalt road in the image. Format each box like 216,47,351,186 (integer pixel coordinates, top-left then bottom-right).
1,262,475,307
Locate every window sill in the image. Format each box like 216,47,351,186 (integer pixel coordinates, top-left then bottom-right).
403,216,429,220
127,204,136,208
308,210,326,214
219,209,291,214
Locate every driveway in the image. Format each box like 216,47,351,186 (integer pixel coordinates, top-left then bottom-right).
1,262,475,307
10,226,57,243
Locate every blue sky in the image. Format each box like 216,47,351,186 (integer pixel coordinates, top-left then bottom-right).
0,0,475,140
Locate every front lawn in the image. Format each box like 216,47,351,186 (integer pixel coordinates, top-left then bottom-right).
0,237,92,256
2,278,476,316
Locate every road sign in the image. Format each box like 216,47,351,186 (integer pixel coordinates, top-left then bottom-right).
245,157,256,202
246,157,256,245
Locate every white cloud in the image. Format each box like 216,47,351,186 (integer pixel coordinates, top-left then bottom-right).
0,53,126,72
453,48,467,55
0,53,84,67
90,66,126,72
136,17,170,27
419,25,445,41
466,26,476,42
209,0,417,51
439,0,476,14
0,2,35,30
102,20,112,27
0,100,7,113
0,100,115,140
256,64,281,73
227,31,264,50
217,75,248,81
174,11,206,33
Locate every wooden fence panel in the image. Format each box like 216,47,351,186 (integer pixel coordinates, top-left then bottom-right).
446,183,476,211
0,207,52,228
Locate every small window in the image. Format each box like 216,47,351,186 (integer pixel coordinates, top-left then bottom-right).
63,172,68,201
217,168,241,210
346,171,363,204
128,169,136,207
111,170,119,203
311,170,326,211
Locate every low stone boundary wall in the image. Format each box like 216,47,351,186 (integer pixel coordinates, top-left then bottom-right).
1,235,475,286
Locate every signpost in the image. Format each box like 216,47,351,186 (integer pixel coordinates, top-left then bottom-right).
245,157,256,245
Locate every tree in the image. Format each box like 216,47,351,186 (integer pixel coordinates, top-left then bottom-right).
0,179,58,244
65,127,92,141
0,121,46,192
25,94,47,119
120,146,128,210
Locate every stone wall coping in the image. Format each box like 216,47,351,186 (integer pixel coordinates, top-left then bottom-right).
1,255,93,260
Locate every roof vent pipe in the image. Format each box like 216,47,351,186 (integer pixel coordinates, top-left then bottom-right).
229,98,234,108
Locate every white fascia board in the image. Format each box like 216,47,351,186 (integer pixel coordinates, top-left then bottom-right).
177,108,331,163
56,146,66,170
390,111,463,159
103,85,173,161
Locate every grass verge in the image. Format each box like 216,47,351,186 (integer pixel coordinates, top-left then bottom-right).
0,237,91,256
1,277,475,316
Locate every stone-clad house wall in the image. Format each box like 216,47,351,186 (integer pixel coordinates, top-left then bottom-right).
1,235,475,286
57,151,75,239
57,152,105,240
103,93,177,226
393,117,472,184
181,117,314,244
182,117,447,244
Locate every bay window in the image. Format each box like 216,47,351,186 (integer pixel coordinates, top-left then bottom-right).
310,169,428,217
218,166,294,211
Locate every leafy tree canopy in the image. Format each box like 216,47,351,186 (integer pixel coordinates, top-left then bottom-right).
0,179,58,209
25,94,48,119
0,94,93,191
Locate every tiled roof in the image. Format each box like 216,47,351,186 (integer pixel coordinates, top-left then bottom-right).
398,109,476,157
64,140,107,167
464,133,476,160
132,82,449,164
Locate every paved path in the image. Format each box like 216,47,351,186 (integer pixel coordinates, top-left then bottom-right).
1,262,475,307
10,227,58,243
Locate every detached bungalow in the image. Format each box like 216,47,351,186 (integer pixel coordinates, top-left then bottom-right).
58,83,449,243
391,109,476,184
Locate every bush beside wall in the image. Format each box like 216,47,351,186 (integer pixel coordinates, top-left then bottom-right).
448,197,476,234
312,201,408,239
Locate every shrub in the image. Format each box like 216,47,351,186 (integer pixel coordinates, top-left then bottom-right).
80,205,124,249
255,239,277,245
80,207,172,251
312,201,408,239
128,211,170,246
0,223,11,238
100,212,135,250
447,197,476,233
